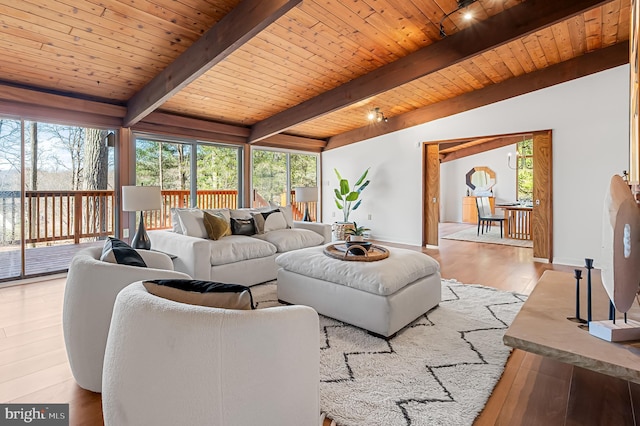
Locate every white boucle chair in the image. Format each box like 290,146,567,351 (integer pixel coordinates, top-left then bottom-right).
102,281,320,426
63,246,191,393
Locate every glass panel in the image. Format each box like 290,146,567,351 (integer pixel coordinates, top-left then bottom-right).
290,153,318,221
23,122,115,276
252,150,287,208
135,138,192,229
196,144,240,209
0,118,22,280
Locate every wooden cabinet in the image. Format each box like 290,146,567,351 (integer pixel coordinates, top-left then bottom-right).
462,196,495,224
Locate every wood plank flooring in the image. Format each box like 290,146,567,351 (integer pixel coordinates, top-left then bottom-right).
0,222,635,425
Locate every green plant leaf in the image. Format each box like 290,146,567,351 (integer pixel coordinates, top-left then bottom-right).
354,168,369,186
334,188,343,200
352,200,362,210
335,199,343,209
334,168,342,181
357,180,370,193
339,179,350,195
345,191,359,201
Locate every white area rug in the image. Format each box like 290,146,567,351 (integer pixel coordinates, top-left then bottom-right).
442,226,533,248
252,280,526,426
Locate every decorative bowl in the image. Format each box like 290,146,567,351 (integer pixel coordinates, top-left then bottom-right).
345,241,372,255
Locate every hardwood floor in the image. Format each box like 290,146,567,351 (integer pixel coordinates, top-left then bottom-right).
0,223,635,425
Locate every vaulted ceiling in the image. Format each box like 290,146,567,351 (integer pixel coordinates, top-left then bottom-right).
0,0,630,151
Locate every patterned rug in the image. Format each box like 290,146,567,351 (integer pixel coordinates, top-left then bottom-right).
441,226,533,248
252,280,526,426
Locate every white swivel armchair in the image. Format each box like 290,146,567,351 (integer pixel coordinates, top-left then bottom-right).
63,246,191,393
102,281,320,426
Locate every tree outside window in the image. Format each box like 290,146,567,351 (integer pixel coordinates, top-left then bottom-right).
516,138,533,203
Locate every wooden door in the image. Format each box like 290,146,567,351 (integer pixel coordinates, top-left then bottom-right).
423,144,440,246
532,131,553,261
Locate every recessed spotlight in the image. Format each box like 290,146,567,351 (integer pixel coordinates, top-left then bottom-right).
463,11,473,20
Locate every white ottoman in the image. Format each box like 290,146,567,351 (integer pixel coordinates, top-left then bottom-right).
276,245,441,338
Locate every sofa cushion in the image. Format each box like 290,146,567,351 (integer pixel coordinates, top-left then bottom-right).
143,279,254,310
203,212,230,240
255,229,324,253
209,235,277,266
269,202,294,228
172,208,230,236
100,237,147,267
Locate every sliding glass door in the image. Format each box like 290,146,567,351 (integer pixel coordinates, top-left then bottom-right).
0,118,22,280
134,134,243,230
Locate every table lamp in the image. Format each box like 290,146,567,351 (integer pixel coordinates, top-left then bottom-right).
122,185,161,249
294,186,318,222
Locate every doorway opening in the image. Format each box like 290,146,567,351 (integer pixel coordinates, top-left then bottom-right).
421,130,553,262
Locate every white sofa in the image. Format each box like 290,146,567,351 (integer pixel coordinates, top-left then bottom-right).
103,281,320,426
149,209,332,286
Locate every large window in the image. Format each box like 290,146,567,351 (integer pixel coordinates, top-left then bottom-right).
0,119,115,280
134,135,242,229
516,138,533,202
252,148,319,220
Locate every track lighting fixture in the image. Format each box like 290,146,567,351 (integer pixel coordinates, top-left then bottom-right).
367,107,388,123
439,0,478,38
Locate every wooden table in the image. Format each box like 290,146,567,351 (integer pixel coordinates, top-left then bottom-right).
504,270,640,384
500,204,532,240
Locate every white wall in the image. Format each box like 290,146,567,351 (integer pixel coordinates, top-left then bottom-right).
322,65,629,266
440,144,517,222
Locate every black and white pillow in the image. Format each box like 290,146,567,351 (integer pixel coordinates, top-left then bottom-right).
230,217,256,235
100,237,147,267
143,279,255,310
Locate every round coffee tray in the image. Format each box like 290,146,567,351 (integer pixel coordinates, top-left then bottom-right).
323,243,389,262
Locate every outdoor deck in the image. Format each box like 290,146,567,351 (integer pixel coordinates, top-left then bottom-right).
0,241,103,282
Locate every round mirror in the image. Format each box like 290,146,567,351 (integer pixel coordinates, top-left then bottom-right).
465,166,496,193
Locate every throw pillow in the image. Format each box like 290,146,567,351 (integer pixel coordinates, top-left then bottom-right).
143,279,255,310
175,209,208,239
230,217,255,235
204,208,231,236
269,202,293,228
202,211,230,240
252,212,266,234
100,237,147,267
262,210,288,232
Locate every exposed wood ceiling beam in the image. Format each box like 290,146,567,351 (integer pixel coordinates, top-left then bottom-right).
439,134,530,163
248,0,609,144
326,41,628,151
123,0,302,128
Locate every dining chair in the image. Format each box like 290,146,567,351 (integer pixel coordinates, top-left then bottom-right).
476,197,505,238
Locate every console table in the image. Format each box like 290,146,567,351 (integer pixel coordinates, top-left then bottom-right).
503,270,640,384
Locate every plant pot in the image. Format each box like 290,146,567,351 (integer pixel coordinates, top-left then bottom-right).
348,235,364,242
332,222,355,241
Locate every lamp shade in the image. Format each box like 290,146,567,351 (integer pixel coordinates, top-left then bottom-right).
122,186,162,212
294,187,318,203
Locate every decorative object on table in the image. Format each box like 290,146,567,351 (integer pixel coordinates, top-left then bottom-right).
323,243,388,261
344,241,372,255
344,222,370,242
567,269,587,324
589,174,640,342
294,186,317,222
332,168,370,240
585,258,594,323
122,185,162,250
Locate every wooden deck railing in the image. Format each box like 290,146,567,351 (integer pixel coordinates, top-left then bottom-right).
0,188,317,246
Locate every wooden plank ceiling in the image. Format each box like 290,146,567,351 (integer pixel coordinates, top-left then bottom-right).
0,0,630,150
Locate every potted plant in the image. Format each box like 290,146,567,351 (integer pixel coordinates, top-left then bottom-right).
334,167,370,222
344,222,370,242
333,168,370,240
